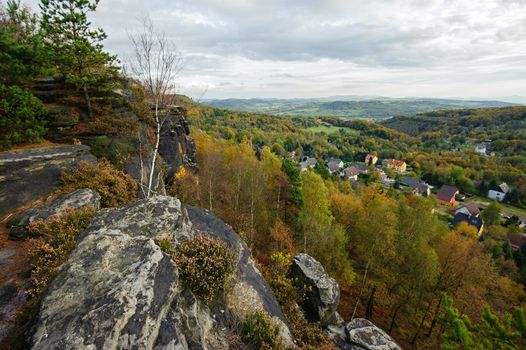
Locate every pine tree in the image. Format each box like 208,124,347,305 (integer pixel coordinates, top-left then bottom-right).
40,0,117,118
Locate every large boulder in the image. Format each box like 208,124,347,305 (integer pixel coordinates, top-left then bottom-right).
345,318,401,350
7,189,101,240
0,145,96,217
289,254,401,349
327,319,402,350
289,253,342,327
31,196,292,349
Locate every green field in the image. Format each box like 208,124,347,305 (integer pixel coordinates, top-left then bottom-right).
306,125,357,135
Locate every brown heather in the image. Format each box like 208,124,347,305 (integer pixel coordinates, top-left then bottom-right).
61,160,138,207
174,235,236,303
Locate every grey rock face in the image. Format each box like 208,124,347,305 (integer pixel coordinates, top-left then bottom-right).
31,196,292,350
345,319,402,350
0,145,96,217
8,189,101,240
123,125,167,199
289,254,401,349
289,253,342,327
158,108,198,183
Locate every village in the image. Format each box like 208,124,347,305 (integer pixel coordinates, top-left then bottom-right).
292,151,526,247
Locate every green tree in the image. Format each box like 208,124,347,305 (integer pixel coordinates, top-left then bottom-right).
0,1,47,85
481,202,502,226
0,84,47,150
298,171,332,253
442,293,526,350
282,157,303,207
40,0,117,118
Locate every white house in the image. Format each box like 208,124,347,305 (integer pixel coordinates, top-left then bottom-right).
343,167,361,181
475,144,487,156
300,157,317,172
488,183,510,201
326,158,344,174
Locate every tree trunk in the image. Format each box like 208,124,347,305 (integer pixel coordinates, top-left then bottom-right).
388,302,403,334
426,296,443,337
365,286,376,320
208,177,213,211
352,261,370,319
411,295,436,344
83,87,93,119
147,101,160,198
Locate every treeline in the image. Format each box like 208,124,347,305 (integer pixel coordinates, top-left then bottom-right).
171,130,526,349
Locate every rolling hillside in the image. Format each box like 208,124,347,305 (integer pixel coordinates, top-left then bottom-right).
204,97,516,118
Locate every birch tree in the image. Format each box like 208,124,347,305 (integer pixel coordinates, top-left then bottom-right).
129,18,182,198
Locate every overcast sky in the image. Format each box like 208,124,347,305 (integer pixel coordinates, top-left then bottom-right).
23,0,526,99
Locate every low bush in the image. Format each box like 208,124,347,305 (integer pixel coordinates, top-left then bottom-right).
0,84,47,150
1,207,95,349
61,160,137,207
28,207,96,298
174,235,236,302
241,310,285,350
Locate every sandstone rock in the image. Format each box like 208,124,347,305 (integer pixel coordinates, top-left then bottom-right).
345,318,402,350
8,189,101,241
185,205,293,345
289,253,342,327
0,145,97,217
31,196,292,349
124,124,167,198
32,230,177,349
158,107,198,183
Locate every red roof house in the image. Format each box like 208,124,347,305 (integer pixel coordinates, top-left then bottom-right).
436,185,459,206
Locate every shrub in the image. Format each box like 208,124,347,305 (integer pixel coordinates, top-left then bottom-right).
0,207,95,349
28,207,96,298
241,310,285,350
174,235,236,302
61,160,138,207
0,84,47,150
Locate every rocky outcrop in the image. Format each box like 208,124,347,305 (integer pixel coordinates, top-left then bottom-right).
158,107,198,183
290,254,401,350
0,145,97,217
289,253,342,327
7,189,101,240
345,319,402,350
123,124,167,198
29,76,197,197
31,196,292,349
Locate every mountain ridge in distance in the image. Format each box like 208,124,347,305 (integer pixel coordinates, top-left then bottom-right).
203,96,519,119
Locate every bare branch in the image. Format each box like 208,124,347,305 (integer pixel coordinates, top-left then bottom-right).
128,16,183,198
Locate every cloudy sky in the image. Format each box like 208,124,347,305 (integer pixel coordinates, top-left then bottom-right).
24,0,526,99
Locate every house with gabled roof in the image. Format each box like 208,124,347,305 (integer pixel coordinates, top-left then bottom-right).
343,167,361,181
508,234,526,250
488,183,510,202
452,212,484,236
454,202,481,217
412,183,431,197
382,159,407,172
436,185,460,206
365,154,378,166
300,157,317,172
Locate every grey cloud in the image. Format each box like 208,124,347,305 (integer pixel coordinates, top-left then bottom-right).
22,0,526,98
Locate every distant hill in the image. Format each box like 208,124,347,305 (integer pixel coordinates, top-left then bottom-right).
381,106,526,137
203,97,516,119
